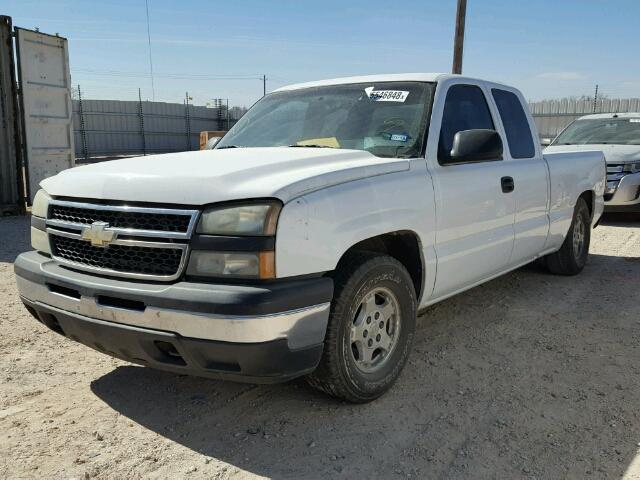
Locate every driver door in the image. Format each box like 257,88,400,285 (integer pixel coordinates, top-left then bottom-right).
428,83,516,299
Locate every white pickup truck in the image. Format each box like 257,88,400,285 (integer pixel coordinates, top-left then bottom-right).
545,113,640,212
15,74,605,403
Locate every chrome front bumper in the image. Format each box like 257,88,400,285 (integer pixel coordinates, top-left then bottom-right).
15,251,332,350
606,171,640,207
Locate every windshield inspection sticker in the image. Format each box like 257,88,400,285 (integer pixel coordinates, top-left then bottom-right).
365,86,409,102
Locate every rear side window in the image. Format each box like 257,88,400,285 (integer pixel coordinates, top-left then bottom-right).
492,89,535,159
438,84,495,163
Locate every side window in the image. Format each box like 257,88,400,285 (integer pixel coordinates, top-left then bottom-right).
492,89,535,159
438,84,495,163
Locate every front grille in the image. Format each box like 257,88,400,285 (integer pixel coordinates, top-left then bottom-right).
50,204,192,233
46,200,199,280
51,234,183,277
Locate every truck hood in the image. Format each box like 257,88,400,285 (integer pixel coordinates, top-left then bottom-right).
544,144,640,164
41,148,408,205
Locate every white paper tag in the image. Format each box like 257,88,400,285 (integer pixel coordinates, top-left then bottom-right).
364,86,409,102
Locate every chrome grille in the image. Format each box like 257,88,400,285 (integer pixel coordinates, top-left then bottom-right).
45,200,199,281
50,204,192,233
51,234,183,277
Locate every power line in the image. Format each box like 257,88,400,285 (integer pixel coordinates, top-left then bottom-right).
73,68,266,81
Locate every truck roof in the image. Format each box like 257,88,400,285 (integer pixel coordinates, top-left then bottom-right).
576,112,640,120
274,73,511,92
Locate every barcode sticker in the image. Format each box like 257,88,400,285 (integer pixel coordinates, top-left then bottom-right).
364,87,409,102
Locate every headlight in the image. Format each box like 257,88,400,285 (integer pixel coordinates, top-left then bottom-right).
191,201,280,278
31,227,51,254
31,189,51,218
623,162,640,174
197,201,281,236
187,251,275,279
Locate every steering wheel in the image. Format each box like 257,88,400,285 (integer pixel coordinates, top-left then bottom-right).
375,117,408,139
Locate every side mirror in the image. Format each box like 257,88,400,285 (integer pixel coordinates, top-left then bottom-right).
446,129,503,164
540,138,552,147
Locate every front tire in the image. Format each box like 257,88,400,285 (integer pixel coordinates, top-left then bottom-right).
543,197,591,275
306,252,417,403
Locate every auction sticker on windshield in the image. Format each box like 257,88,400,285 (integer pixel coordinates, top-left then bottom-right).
364,86,409,102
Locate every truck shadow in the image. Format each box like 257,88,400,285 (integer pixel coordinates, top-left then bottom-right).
0,215,31,263
90,251,640,479
599,212,640,227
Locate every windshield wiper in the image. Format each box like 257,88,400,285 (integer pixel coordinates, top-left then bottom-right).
287,144,336,149
216,145,244,149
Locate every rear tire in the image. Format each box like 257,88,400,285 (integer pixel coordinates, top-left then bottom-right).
543,197,591,275
306,251,417,403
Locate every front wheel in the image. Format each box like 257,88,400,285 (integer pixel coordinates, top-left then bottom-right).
306,252,417,403
543,197,591,275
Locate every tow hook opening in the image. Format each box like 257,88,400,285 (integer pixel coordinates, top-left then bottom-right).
97,295,146,312
153,341,187,366
39,312,66,337
47,283,81,300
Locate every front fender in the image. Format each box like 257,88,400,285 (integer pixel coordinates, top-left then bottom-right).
275,163,437,300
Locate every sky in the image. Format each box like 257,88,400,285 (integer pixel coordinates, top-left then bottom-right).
5,0,640,107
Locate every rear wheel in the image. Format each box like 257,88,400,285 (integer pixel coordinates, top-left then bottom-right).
543,197,591,275
306,252,417,403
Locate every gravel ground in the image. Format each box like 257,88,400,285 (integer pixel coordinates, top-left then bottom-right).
1,214,639,479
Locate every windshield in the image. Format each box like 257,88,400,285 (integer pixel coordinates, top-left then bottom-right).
217,82,435,158
552,118,640,146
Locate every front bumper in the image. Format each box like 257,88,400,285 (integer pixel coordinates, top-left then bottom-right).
605,171,640,210
15,251,333,383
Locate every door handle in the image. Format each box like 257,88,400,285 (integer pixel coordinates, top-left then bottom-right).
501,176,515,193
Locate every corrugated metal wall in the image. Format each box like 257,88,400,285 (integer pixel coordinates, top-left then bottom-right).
529,98,640,139
73,99,233,159
71,97,640,157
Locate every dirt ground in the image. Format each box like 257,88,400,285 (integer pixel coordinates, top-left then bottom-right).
1,214,639,480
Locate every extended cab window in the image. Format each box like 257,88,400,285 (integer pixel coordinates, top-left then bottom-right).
492,89,535,158
438,84,495,163
218,82,435,159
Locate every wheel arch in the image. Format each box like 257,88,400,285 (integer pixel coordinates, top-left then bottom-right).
332,230,425,301
578,190,594,220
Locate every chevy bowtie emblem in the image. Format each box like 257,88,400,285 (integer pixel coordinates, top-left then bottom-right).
81,221,117,247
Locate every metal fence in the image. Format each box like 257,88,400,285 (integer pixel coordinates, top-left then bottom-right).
72,96,640,159
529,98,640,139
73,98,237,160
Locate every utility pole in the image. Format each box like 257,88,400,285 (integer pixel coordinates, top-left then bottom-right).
185,92,191,151
263,74,266,97
77,85,88,161
138,88,146,156
452,0,467,74
226,98,230,130
145,0,155,101
592,84,599,113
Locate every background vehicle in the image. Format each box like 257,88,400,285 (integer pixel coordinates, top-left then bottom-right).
545,113,640,212
15,74,605,403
